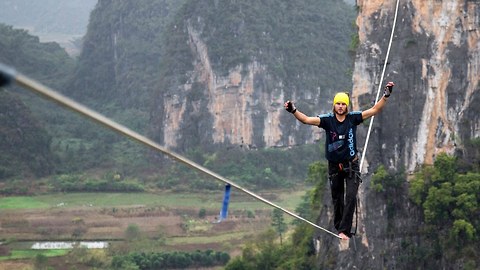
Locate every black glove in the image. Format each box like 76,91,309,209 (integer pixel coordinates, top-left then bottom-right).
384,81,395,97
285,100,296,114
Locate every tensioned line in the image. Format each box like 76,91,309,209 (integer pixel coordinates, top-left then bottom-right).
359,0,401,172
0,63,341,239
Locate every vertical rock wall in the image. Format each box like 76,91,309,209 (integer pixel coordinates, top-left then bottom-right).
160,24,323,150
353,0,479,173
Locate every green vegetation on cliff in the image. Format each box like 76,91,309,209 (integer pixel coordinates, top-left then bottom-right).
408,151,479,267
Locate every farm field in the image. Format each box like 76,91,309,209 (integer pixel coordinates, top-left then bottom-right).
0,189,304,211
0,189,307,268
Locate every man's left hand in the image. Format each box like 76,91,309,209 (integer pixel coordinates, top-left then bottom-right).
384,82,395,97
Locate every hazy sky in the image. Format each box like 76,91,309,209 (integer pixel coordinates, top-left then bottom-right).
0,0,97,35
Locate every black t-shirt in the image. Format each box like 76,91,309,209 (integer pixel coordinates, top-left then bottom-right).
318,112,363,163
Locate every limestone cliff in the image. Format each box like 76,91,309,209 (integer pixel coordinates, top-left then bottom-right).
162,23,266,148
150,1,356,152
353,0,479,174
159,23,317,150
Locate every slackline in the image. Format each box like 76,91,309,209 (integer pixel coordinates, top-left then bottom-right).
0,62,341,239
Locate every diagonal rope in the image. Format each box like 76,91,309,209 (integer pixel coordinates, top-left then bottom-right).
0,63,341,239
359,0,401,173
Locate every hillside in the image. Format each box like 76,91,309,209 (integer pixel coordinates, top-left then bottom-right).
0,90,53,179
0,24,74,180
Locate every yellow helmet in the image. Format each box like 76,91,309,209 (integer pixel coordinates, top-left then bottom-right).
333,92,350,106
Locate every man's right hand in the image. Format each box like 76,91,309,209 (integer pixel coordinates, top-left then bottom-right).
284,100,296,113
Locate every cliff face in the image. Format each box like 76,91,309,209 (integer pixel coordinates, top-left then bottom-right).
353,0,479,174
314,1,480,269
150,0,356,151
159,24,298,149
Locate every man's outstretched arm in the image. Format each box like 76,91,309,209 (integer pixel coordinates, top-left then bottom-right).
284,100,320,126
362,82,394,120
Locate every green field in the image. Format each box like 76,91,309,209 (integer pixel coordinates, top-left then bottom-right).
168,231,248,245
0,189,306,212
0,249,69,261
0,196,51,209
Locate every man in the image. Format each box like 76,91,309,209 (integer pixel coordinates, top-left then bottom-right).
284,82,394,240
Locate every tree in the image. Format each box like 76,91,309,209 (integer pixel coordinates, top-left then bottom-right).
409,152,479,266
371,165,388,192
225,257,253,270
306,161,328,212
33,253,48,270
198,208,207,218
125,224,142,241
451,219,475,243
271,208,287,245
111,255,140,270
432,153,457,184
423,183,454,224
